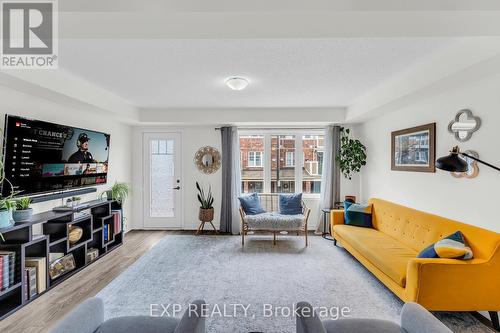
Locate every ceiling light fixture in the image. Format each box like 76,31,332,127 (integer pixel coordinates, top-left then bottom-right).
225,77,249,91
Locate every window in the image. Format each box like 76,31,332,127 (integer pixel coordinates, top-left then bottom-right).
239,131,324,195
248,151,263,167
302,135,324,194
285,151,295,166
240,136,264,193
271,135,295,193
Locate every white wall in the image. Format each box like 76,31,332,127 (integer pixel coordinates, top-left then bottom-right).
131,126,222,230
357,73,500,232
0,85,133,228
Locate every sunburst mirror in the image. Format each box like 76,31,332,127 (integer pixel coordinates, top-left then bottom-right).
194,146,221,174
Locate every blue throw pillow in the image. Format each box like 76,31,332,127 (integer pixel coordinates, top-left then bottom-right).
279,193,303,215
418,231,473,260
344,201,373,228
238,193,265,215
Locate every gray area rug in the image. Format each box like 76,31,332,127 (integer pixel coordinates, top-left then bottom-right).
97,235,490,333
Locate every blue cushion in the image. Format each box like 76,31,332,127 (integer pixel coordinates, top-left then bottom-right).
238,193,265,215
279,193,303,215
344,201,373,228
418,231,473,260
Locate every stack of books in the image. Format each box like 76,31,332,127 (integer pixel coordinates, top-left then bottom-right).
24,257,46,300
103,224,111,242
0,250,16,290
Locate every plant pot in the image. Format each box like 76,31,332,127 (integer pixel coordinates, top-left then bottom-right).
13,208,33,223
0,210,14,228
105,190,113,201
199,208,214,222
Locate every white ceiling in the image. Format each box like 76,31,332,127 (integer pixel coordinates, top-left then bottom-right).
59,38,455,108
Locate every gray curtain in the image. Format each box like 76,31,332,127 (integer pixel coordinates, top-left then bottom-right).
220,126,241,234
315,125,341,234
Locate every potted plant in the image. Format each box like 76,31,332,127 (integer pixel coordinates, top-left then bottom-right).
13,197,33,222
336,127,367,180
196,182,214,223
0,197,15,229
111,182,130,203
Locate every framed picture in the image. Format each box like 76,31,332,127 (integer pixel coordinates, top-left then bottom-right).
391,123,436,172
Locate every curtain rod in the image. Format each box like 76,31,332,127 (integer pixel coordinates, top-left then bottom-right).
215,127,328,131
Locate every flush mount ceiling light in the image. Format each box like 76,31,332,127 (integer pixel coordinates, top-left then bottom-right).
225,77,249,91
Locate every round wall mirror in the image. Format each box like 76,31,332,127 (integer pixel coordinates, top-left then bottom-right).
448,109,481,142
194,146,221,174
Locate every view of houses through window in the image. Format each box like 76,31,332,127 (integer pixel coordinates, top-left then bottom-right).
240,132,324,195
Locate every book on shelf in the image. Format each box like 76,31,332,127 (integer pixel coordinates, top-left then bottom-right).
0,255,3,290
24,269,28,300
112,210,122,234
0,250,16,288
26,266,37,299
103,224,108,242
49,252,65,263
25,257,47,293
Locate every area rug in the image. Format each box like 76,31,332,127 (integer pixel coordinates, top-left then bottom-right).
97,235,490,332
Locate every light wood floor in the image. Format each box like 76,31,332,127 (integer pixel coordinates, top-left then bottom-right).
0,230,169,333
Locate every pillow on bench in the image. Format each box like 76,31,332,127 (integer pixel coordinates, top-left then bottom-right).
279,193,303,215
238,193,265,215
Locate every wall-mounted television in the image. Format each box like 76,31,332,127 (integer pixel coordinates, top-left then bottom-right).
2,115,110,197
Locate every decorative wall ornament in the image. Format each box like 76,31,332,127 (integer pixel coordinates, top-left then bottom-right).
194,146,221,174
448,109,481,142
451,150,479,179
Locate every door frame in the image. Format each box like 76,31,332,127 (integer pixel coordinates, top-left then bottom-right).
134,128,184,230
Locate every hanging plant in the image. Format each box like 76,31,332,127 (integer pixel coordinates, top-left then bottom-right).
336,127,367,180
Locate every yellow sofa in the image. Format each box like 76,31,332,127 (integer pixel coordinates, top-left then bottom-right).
330,198,500,314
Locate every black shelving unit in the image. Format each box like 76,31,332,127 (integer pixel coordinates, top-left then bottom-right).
0,199,124,320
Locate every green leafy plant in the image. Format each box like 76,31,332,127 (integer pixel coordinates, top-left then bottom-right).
111,182,130,203
15,197,32,210
336,127,367,180
196,182,214,209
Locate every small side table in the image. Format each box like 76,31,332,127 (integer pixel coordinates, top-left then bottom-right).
321,208,335,241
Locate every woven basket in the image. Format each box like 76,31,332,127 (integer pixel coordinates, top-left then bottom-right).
199,208,214,222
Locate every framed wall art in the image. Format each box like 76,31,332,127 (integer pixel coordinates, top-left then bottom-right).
391,123,436,172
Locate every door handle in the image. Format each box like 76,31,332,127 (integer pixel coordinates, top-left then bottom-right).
173,186,181,190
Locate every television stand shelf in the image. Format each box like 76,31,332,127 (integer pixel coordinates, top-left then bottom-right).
0,199,124,320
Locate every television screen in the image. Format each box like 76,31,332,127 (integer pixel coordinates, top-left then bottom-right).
2,115,110,197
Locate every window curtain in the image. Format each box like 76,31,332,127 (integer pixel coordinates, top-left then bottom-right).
316,125,341,234
220,126,241,234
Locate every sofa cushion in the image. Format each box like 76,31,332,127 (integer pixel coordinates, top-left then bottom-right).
238,193,265,215
344,201,373,228
244,212,305,230
334,225,417,287
418,231,473,260
279,193,303,215
96,316,179,333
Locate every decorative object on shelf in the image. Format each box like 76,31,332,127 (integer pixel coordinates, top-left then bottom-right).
101,182,130,203
13,197,33,222
448,109,481,142
66,196,82,209
194,146,221,174
196,181,217,234
49,253,76,280
0,197,15,230
87,248,99,263
436,146,500,173
68,226,83,244
337,128,366,180
391,123,436,173
450,150,479,179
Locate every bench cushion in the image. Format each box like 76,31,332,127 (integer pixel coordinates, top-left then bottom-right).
244,212,305,230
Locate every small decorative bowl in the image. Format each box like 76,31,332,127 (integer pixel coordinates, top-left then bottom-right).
68,226,83,244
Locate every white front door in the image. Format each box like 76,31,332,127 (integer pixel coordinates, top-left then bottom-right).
143,132,182,229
